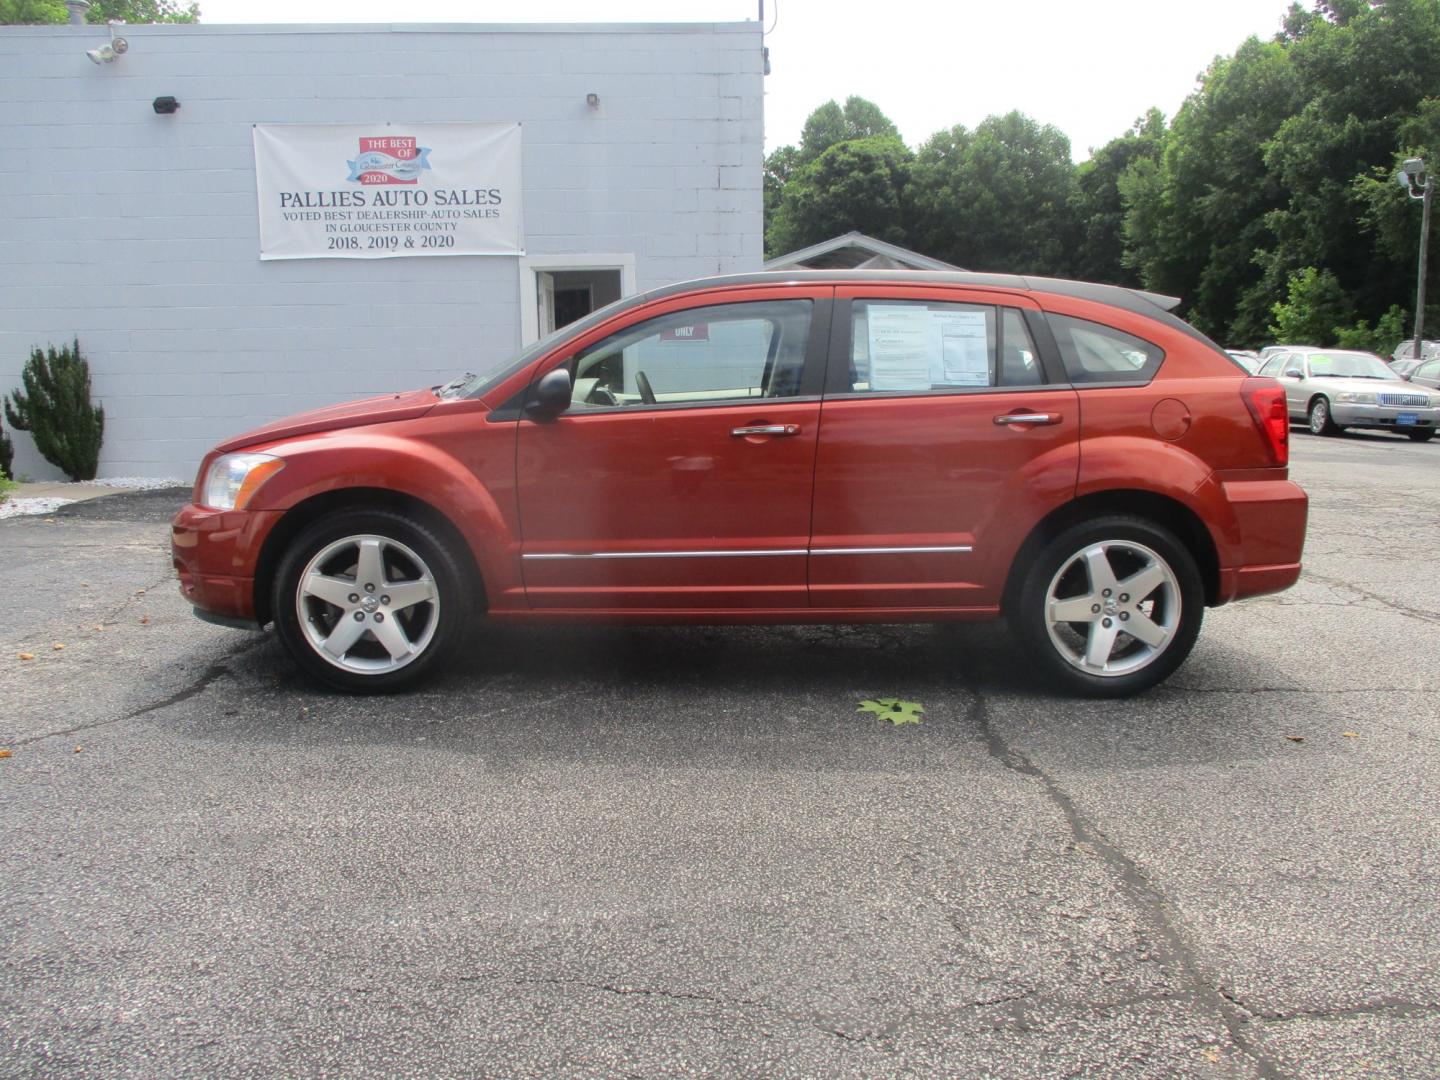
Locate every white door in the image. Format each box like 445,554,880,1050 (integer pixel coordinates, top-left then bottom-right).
537,271,556,337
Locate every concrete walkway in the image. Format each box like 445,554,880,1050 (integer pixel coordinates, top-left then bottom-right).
8,482,137,502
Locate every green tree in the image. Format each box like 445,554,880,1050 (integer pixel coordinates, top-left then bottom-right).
767,135,914,257
1122,35,1303,341
1268,266,1354,344
87,0,197,22
909,111,1075,274
1067,110,1165,286
796,96,901,165
0,0,64,22
763,144,799,241
4,339,105,482
1,0,197,22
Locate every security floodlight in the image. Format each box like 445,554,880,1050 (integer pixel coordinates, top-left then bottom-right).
85,24,128,65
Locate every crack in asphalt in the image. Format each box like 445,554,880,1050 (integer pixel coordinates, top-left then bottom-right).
1164,685,1428,695
1300,571,1440,627
10,638,264,747
1252,999,1440,1024
968,693,1289,1079
99,571,175,626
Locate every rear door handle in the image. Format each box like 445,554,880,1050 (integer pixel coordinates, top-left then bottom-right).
732,424,801,437
994,412,1061,426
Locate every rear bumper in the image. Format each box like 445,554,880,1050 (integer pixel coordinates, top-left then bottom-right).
1214,477,1308,604
171,503,283,627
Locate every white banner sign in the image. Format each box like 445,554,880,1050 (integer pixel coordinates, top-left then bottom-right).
252,122,523,260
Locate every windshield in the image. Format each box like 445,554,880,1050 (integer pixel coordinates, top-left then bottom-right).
1306,351,1394,379
451,293,641,400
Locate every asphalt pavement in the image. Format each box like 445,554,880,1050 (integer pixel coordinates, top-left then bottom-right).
2,430,1437,1079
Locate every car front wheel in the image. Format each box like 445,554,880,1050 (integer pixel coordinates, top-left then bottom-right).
1014,516,1204,697
1406,429,1435,442
1308,396,1341,435
272,508,472,692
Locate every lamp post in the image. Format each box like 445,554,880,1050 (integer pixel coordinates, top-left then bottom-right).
1398,156,1433,360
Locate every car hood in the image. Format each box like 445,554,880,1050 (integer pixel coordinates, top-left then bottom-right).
214,388,440,453
1311,375,1431,396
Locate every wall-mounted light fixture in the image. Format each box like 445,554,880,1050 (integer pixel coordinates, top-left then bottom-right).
86,23,129,65
586,93,600,109
153,96,180,115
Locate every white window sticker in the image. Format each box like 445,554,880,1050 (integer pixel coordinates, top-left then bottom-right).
867,306,937,391
935,310,989,386
865,305,991,390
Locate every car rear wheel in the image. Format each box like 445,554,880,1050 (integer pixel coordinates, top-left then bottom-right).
1014,516,1204,697
1308,396,1341,436
1406,429,1435,442
272,509,472,692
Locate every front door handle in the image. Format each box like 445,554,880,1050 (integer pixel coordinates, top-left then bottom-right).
731,424,801,437
994,412,1061,426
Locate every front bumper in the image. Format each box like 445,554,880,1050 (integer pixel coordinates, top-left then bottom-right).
171,503,283,627
1331,402,1439,431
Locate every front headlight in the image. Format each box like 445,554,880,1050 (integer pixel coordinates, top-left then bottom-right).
1335,392,1376,404
201,452,284,510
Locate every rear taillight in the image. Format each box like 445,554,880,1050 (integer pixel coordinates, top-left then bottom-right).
1241,377,1289,467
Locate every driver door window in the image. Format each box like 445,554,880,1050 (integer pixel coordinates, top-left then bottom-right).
568,300,813,409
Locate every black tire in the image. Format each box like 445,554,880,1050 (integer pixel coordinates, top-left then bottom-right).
1406,429,1435,442
1012,515,1205,698
272,508,473,693
1308,396,1341,436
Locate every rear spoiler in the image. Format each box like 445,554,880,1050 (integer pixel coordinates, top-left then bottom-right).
1134,289,1182,312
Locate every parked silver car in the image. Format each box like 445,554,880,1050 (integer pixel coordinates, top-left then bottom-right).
1257,347,1440,442
1390,339,1440,364
1407,356,1440,392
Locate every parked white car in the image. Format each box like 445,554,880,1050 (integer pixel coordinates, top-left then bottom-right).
1257,347,1440,442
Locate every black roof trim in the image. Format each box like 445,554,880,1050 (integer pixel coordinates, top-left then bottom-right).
629,270,1218,353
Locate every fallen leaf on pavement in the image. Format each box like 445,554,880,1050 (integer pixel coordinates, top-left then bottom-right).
52,643,65,651
858,698,926,725
19,653,35,661
1342,731,1359,738
1287,735,1305,743
0,749,11,759
139,616,151,625
1203,1048,1221,1063
73,746,83,754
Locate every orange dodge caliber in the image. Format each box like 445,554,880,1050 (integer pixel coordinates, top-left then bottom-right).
172,271,1307,697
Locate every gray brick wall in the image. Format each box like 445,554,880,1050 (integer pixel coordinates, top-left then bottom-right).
0,22,763,479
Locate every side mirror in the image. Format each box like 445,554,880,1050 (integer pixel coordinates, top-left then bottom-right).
525,367,573,419
1284,368,1303,379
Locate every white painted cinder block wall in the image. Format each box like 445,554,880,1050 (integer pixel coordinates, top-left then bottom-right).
0,22,763,480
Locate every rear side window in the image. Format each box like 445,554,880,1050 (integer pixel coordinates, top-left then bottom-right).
844,300,1043,394
1050,314,1164,385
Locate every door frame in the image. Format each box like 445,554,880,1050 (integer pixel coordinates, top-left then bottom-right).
518,254,637,346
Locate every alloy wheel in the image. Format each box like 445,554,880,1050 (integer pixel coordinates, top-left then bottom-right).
1043,539,1182,677
295,534,440,674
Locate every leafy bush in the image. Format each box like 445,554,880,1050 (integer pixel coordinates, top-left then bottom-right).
0,414,12,481
1333,304,1409,355
0,469,14,505
1268,267,1353,347
4,339,105,482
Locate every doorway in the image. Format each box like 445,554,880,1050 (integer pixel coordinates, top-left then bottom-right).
520,254,638,346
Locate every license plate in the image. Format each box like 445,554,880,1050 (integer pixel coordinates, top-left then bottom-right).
1397,412,1419,425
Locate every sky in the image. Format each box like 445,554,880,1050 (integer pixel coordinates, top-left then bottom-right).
199,0,1301,161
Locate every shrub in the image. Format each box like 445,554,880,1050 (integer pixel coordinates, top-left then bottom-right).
4,339,105,482
1268,267,1353,347
1333,304,1409,355
0,414,12,481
